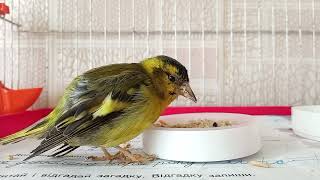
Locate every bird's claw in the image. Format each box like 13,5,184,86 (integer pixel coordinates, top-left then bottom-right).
117,153,156,164
87,143,156,164
132,153,156,163
87,155,114,161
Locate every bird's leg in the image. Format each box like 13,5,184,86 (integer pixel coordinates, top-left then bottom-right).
87,147,114,161
109,143,130,161
89,144,132,162
115,146,156,164
87,144,156,163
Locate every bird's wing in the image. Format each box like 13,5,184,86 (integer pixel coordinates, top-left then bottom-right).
24,66,150,160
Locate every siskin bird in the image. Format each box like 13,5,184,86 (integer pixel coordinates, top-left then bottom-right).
0,55,197,163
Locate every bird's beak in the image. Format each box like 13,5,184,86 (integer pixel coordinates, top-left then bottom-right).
179,82,197,103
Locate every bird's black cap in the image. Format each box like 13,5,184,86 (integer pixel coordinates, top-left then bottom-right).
156,55,189,82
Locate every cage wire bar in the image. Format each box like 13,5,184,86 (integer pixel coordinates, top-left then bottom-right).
298,0,302,104
230,0,234,104
285,0,288,105
76,0,79,76
2,0,6,87
215,0,219,105
10,0,13,88
59,0,63,92
243,1,248,103
201,0,205,106
132,0,134,63
17,0,20,88
312,0,317,101
30,0,34,108
271,0,276,105
0,0,319,108
257,0,262,105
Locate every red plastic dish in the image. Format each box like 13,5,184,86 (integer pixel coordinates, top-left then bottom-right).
0,82,42,115
0,3,9,15
0,108,52,138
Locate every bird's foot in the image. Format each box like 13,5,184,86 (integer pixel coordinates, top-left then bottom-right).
86,144,156,164
87,146,116,161
115,152,156,164
130,153,156,163
116,146,156,164
87,155,114,161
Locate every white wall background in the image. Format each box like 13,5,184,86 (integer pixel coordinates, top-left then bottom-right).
1,0,320,108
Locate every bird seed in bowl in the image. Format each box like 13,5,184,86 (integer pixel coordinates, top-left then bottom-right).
154,119,232,128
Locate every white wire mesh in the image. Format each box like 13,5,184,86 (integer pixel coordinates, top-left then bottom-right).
0,0,320,108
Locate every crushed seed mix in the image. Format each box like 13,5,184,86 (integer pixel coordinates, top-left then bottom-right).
154,119,233,128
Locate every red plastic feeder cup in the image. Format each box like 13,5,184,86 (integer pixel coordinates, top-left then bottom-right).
0,3,10,16
0,82,42,115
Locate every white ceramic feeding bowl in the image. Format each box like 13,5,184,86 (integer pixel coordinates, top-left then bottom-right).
143,113,261,162
292,106,320,141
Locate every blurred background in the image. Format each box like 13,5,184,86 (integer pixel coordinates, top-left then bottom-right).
0,0,320,109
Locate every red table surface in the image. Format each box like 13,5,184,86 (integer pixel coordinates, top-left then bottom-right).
0,106,291,138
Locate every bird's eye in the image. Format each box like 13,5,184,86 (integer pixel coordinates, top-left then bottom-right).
168,74,176,82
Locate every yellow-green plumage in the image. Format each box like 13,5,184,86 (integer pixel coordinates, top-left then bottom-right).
0,55,196,161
